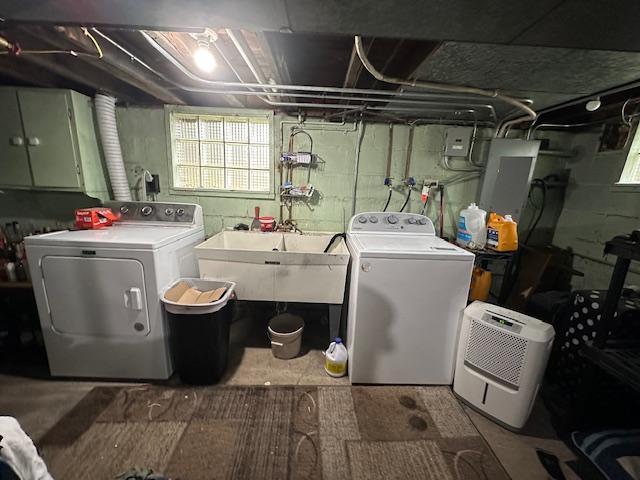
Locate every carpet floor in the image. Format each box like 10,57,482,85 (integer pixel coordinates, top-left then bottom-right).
37,385,509,479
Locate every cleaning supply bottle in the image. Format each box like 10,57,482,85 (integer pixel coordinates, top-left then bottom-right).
469,266,492,301
486,213,518,252
456,203,487,249
324,337,348,378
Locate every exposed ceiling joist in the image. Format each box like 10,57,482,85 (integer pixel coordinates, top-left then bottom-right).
26,26,186,104
4,0,640,52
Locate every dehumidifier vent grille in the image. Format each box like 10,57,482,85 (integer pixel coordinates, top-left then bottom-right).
464,319,528,388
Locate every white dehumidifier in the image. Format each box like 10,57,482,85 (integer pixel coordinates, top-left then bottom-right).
453,301,554,430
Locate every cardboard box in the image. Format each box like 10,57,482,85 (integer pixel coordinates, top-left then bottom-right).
164,281,227,305
75,207,120,229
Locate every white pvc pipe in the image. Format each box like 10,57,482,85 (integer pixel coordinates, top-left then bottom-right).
94,94,132,201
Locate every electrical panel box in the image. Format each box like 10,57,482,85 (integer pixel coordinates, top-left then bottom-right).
444,127,473,157
478,139,540,221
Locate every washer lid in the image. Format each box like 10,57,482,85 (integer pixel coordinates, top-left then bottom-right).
24,224,201,249
348,233,475,260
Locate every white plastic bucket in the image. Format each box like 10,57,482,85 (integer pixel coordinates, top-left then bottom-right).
267,313,304,359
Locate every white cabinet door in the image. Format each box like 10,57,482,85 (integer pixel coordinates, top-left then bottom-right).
41,256,150,336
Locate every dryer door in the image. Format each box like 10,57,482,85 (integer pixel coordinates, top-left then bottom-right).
41,256,150,336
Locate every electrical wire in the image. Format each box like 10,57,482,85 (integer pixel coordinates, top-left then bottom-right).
420,188,430,216
524,178,547,245
442,155,482,172
0,49,99,57
382,188,393,212
400,187,412,212
0,27,103,59
81,27,103,58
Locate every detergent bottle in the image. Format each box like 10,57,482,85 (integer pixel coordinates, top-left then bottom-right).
324,337,348,378
486,213,518,252
469,266,492,301
456,203,487,249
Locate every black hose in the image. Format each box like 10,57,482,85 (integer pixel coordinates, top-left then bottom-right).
524,179,547,245
323,233,346,253
400,188,412,212
421,191,430,216
382,189,392,212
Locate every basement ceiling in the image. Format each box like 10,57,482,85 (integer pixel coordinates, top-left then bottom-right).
5,0,640,52
1,1,640,125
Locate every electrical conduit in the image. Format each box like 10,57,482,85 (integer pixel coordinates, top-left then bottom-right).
94,94,132,201
354,35,536,134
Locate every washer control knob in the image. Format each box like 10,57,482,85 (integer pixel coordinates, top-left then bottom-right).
165,208,174,216
120,205,129,214
176,208,185,217
387,215,399,224
141,205,153,216
407,217,417,224
358,216,368,224
417,218,428,225
368,216,379,223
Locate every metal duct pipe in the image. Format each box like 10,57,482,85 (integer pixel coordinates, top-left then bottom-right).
353,35,536,128
94,94,132,201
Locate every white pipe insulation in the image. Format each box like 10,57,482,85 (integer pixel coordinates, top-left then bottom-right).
94,94,132,201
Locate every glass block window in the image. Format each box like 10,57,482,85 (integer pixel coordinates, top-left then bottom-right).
620,126,640,184
170,112,272,192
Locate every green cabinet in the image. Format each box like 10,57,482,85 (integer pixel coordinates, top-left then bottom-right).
0,88,108,199
0,89,31,186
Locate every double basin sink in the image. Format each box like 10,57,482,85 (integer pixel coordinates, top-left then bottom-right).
195,231,350,303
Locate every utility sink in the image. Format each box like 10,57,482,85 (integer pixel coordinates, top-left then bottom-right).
195,231,350,303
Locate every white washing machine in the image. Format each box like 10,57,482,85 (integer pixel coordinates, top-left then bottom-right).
346,212,474,384
25,201,204,379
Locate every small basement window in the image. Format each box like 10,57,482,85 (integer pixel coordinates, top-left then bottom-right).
169,110,273,194
619,126,640,184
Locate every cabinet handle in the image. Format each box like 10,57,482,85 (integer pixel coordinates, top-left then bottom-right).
27,137,40,146
10,136,24,146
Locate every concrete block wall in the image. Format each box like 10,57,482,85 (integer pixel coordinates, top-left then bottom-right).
115,106,488,238
552,130,640,288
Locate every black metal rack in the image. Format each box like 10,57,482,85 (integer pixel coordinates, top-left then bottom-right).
582,230,640,393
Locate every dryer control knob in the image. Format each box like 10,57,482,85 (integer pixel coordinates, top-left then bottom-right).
176,208,185,217
407,217,417,224
120,205,129,214
165,208,174,216
387,215,399,224
368,216,379,223
417,218,428,225
358,216,368,224
141,206,153,216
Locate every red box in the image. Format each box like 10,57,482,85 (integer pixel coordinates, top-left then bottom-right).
75,208,120,229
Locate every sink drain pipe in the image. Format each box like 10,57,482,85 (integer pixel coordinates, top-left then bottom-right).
95,93,132,201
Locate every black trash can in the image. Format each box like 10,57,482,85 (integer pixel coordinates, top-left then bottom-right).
162,278,236,385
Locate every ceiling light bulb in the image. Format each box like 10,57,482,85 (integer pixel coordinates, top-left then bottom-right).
193,45,216,73
585,97,601,112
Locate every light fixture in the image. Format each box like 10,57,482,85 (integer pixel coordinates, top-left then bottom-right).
193,40,216,73
585,97,601,112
